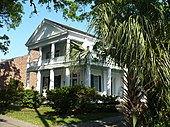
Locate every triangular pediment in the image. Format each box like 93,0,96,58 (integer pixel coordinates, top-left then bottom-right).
26,19,67,46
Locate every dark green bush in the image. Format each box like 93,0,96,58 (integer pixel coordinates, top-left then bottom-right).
95,95,120,112
20,89,42,108
72,85,99,112
100,95,120,104
47,86,72,113
47,85,98,113
0,78,23,107
47,85,119,114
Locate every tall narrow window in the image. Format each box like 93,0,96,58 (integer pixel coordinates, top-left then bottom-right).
111,77,116,96
54,75,61,88
72,73,77,86
94,76,99,90
99,76,101,92
91,74,94,88
91,74,101,92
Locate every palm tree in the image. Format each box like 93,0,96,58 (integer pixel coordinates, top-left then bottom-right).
70,41,91,63
67,40,93,87
89,1,170,126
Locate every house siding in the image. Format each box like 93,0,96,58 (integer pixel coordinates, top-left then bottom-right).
0,19,124,99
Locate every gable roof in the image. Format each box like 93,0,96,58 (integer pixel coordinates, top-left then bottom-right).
44,19,94,37
25,18,95,46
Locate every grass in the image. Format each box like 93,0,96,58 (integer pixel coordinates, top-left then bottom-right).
3,105,120,126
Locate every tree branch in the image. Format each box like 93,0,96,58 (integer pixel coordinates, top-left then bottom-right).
30,0,37,14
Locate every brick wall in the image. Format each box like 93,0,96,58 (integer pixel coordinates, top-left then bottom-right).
0,55,27,87
29,50,39,89
0,50,39,89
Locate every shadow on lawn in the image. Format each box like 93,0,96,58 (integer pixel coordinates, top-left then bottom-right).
34,108,50,127
42,111,82,126
43,110,124,127
34,107,80,126
0,105,22,115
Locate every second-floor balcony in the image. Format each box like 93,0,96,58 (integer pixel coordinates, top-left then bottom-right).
29,56,65,68
42,56,65,64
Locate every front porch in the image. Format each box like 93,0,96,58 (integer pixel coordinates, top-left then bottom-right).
26,66,123,97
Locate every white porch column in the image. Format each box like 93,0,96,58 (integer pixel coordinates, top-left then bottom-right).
26,72,30,89
51,43,55,63
38,47,42,66
85,46,91,87
49,69,55,90
26,50,30,89
66,38,70,62
65,67,70,86
36,71,42,94
85,64,91,87
107,67,112,96
102,69,107,95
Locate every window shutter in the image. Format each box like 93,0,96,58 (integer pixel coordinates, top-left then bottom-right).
91,74,94,88
99,75,101,92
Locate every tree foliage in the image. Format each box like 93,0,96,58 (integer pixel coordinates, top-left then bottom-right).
0,0,92,54
38,1,170,125
0,0,24,54
1,1,170,125
89,0,170,126
36,0,169,126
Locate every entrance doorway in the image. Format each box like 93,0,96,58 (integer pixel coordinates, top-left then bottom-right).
43,76,50,90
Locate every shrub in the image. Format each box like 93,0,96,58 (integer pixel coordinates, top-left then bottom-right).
47,86,75,113
20,89,42,108
95,95,120,112
0,78,23,107
72,85,99,111
47,85,119,114
100,95,120,104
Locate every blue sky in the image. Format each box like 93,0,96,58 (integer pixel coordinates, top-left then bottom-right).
0,3,89,59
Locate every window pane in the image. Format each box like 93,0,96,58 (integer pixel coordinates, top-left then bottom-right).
94,76,99,91
91,74,94,88
99,76,101,92
54,75,61,88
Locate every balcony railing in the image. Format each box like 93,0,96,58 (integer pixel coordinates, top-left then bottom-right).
29,56,65,68
53,56,65,62
42,58,51,64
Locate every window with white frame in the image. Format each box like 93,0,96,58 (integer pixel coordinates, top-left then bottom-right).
91,74,101,92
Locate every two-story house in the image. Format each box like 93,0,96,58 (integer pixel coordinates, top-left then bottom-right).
25,19,124,97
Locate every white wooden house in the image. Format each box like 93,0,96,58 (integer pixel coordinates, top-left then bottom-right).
25,19,124,97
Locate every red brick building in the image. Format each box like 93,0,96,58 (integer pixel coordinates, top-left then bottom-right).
0,50,38,89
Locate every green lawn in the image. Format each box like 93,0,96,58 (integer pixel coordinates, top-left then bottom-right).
4,105,120,126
